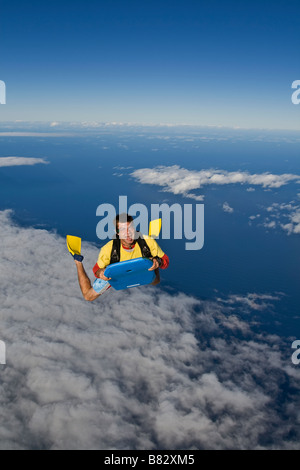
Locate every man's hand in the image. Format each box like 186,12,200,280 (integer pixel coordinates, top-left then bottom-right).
148,257,161,271
96,268,111,281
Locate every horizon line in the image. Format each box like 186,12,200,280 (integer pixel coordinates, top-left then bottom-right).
0,120,299,133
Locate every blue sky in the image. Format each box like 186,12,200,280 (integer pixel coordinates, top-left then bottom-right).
0,0,299,128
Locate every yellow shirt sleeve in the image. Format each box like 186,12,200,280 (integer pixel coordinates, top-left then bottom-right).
143,236,165,258
97,240,114,269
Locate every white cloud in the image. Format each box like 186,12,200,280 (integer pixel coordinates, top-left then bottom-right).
131,166,300,200
0,133,72,137
0,157,48,168
287,210,300,234
261,202,300,235
0,210,299,449
223,202,234,213
264,221,277,229
223,293,282,311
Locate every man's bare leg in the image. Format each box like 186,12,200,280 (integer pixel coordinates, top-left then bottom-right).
74,260,101,302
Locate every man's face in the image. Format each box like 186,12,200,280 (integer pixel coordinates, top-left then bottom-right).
118,221,135,244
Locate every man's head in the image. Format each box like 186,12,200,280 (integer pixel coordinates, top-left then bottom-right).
114,213,136,246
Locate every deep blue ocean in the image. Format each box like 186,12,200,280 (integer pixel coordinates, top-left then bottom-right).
0,126,299,337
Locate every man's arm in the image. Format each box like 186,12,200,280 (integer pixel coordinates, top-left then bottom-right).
93,265,111,281
93,241,113,280
158,254,170,269
145,237,170,271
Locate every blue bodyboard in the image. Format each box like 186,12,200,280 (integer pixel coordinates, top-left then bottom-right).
104,258,155,291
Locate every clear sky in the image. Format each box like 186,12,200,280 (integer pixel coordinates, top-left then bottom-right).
0,0,299,129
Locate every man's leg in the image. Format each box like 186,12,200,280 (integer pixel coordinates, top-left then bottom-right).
74,260,101,302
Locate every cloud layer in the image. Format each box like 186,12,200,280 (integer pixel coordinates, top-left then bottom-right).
0,210,299,449
131,165,300,200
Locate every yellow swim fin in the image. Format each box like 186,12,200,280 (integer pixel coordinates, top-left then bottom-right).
66,235,82,256
149,218,162,239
